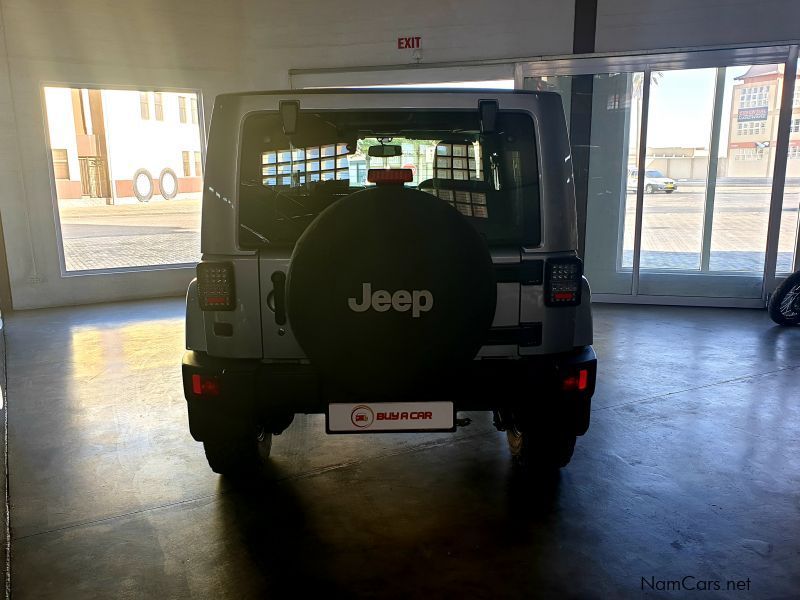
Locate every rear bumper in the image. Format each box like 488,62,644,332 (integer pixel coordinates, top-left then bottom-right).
182,346,597,440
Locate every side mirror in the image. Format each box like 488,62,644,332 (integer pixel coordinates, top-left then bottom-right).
368,144,402,158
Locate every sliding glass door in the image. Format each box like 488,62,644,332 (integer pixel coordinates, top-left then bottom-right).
518,46,800,306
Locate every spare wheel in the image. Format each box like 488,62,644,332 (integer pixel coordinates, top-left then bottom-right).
286,185,496,398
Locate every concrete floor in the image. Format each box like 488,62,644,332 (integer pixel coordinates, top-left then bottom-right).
4,300,800,598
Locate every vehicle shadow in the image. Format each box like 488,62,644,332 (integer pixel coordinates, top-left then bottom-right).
505,465,563,520
213,464,350,597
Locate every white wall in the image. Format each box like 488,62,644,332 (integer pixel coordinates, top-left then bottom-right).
596,0,800,53
242,0,576,89
42,87,80,183
0,0,247,309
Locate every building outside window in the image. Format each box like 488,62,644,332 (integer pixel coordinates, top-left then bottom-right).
178,96,187,124
52,149,70,179
182,151,191,176
193,151,202,177
726,65,800,178
190,97,198,125
140,93,150,120
789,146,800,159
154,92,164,121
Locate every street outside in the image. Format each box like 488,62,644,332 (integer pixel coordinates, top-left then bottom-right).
59,197,201,271
58,186,799,274
622,185,799,273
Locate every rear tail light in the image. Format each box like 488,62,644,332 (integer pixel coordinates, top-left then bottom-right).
562,368,589,392
197,262,236,311
545,257,583,307
191,373,221,396
368,168,413,185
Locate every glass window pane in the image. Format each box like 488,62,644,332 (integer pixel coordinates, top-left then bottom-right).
709,64,781,273
777,186,799,273
640,68,717,271
44,87,202,271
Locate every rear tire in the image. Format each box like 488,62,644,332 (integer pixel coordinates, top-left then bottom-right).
202,426,272,476
506,418,576,473
645,184,656,194
768,271,800,326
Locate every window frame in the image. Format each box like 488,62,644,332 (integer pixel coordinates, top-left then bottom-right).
37,81,207,302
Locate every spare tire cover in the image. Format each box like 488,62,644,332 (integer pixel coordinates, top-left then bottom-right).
287,185,496,397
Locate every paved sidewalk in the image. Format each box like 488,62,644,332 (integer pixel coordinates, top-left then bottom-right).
64,232,200,271
60,198,201,271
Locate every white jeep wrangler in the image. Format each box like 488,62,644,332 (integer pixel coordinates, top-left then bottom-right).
182,89,596,477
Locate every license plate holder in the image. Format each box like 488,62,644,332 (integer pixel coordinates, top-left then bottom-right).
326,401,456,433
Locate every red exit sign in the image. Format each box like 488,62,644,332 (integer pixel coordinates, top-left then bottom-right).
398,36,421,49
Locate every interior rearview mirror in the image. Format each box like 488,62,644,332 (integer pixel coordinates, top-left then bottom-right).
368,144,402,158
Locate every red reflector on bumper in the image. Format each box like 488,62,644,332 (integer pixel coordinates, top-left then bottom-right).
578,368,588,391
191,373,220,396
562,368,589,392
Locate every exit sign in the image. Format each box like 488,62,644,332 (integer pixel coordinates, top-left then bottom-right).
398,36,421,49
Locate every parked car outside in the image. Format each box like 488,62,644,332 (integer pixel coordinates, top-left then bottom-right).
628,168,677,193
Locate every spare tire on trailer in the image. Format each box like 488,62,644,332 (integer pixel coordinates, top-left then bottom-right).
286,185,496,398
159,168,179,200
132,168,154,202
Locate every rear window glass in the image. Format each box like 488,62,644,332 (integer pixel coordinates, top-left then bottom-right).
237,110,540,249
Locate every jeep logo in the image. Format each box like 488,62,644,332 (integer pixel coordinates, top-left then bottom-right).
347,283,433,318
